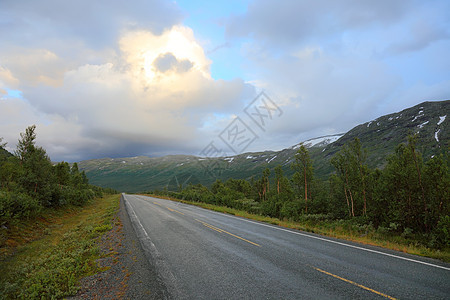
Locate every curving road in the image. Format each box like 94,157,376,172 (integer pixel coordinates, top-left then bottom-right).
123,194,450,299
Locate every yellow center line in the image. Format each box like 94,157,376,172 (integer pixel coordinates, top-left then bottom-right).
312,267,397,300
153,202,184,215
195,219,261,247
166,207,184,215
203,223,223,233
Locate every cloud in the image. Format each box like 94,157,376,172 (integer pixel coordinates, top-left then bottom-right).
225,0,412,47
153,52,194,73
246,51,400,143
386,19,450,55
1,0,449,162
219,0,450,150
0,24,253,161
0,66,19,94
0,0,183,49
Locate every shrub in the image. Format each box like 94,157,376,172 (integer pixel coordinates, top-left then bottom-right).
0,191,41,225
430,215,450,249
280,201,301,221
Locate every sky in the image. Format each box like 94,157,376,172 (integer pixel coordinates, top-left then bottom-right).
0,0,449,162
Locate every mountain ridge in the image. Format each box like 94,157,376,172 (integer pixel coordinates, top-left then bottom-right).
79,100,449,192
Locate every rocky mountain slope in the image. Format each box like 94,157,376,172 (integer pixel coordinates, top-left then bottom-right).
79,100,449,192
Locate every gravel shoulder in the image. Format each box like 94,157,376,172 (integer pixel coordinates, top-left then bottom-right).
70,196,169,299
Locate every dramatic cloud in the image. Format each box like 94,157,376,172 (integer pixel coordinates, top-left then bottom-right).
223,0,450,147
0,0,449,160
0,2,254,161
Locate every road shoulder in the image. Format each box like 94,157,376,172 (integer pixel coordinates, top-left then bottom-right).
71,196,169,299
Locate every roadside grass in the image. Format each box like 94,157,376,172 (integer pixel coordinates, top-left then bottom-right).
146,194,450,263
0,194,120,299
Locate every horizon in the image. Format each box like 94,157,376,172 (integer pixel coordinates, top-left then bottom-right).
1,1,449,162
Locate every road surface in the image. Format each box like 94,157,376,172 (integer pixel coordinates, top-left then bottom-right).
123,194,450,299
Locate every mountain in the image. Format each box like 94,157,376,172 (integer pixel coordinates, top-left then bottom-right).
79,100,449,192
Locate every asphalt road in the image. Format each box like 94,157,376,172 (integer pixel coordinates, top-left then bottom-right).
123,194,450,299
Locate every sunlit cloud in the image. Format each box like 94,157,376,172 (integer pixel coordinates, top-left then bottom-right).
0,24,252,161
0,0,448,161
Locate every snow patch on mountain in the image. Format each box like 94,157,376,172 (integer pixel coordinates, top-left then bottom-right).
292,134,344,149
267,155,277,163
417,121,429,128
435,129,441,142
412,110,425,122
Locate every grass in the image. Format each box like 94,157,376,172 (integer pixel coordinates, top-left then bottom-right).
146,194,450,263
0,194,120,299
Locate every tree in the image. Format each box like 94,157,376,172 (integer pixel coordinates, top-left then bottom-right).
381,138,427,232
407,135,426,218
15,125,37,163
55,162,71,186
262,168,270,201
349,138,368,216
331,138,370,217
274,165,293,201
331,151,353,217
292,145,313,213
275,165,283,195
423,154,449,231
0,137,6,148
14,126,56,206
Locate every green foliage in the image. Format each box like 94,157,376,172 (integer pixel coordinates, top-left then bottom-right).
0,126,114,227
154,133,448,252
291,145,314,213
280,201,301,220
0,191,41,225
0,194,120,299
330,138,369,218
430,215,450,249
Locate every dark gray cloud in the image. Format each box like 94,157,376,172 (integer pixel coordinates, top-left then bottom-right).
1,0,449,162
0,0,183,50
153,52,193,73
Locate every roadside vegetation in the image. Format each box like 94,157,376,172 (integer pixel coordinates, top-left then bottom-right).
0,194,119,298
0,126,116,228
149,135,449,261
0,126,119,299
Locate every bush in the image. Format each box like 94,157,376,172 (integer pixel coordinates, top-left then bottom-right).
280,201,301,221
430,215,450,249
0,191,41,225
233,198,261,214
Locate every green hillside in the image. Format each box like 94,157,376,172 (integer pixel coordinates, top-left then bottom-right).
79,100,449,192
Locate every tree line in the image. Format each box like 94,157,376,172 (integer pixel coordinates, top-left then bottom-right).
0,125,116,226
154,136,449,249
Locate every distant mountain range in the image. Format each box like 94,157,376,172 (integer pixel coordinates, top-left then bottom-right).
79,100,449,192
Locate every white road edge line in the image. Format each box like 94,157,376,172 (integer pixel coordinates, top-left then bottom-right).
222,211,450,271
147,196,449,271
124,195,181,297
125,197,150,238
